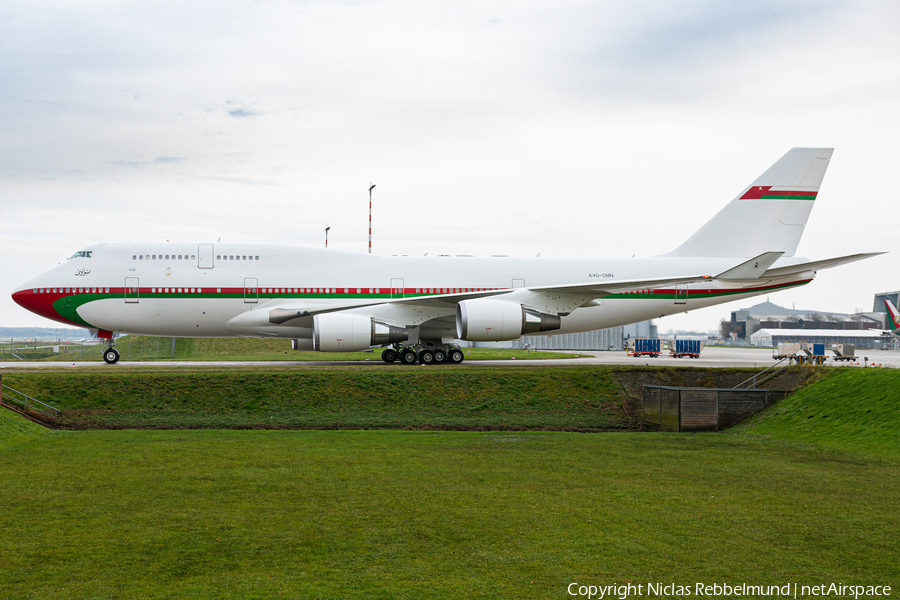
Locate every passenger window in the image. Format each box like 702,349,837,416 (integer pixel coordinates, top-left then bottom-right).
255,256,259,260
133,255,137,260
139,255,143,260
216,255,221,260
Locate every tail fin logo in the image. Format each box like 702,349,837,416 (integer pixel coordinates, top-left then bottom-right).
740,186,818,200
885,299,900,332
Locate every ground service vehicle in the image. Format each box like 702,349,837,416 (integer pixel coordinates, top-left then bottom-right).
629,338,661,358
670,339,702,358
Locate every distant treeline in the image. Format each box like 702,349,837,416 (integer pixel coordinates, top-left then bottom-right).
0,327,91,340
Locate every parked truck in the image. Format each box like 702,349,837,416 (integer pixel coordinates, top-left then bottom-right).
669,339,703,358
627,338,661,358
773,342,802,360
798,342,827,365
830,343,857,362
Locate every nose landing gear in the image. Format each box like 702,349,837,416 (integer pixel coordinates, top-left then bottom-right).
103,345,120,364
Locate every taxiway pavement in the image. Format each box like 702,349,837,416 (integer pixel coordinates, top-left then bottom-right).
2,347,898,369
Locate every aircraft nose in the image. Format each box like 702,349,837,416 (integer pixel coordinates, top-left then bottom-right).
11,283,76,326
12,283,43,315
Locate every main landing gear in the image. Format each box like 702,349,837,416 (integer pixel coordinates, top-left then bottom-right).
381,342,465,365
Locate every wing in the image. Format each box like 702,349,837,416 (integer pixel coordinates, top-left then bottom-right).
260,272,716,327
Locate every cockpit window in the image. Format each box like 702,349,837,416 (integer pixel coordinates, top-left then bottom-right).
68,251,93,259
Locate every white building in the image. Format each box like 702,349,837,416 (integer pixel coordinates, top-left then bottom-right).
750,328,888,349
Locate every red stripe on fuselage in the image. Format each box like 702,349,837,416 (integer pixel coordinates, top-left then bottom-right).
11,289,84,328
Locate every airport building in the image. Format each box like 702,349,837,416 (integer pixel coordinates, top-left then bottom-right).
873,290,900,313
508,320,655,351
722,300,885,341
749,328,890,349
512,326,624,351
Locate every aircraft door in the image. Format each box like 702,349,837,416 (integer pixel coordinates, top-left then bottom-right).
198,244,214,269
674,285,688,305
244,278,258,304
125,277,139,303
390,278,404,298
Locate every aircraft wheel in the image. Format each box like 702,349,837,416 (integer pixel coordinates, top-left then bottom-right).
432,349,447,363
448,349,464,364
399,349,418,365
382,348,397,363
418,350,434,365
103,348,120,364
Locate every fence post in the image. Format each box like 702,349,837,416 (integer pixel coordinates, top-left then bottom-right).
0,373,3,406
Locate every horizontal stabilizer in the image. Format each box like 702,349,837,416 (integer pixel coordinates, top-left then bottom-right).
715,252,784,279
762,252,885,278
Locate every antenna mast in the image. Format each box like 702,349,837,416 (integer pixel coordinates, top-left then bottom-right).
368,183,375,253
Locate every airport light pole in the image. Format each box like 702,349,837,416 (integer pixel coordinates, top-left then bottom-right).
368,183,375,254
325,226,330,249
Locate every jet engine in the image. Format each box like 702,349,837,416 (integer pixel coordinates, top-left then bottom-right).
313,313,408,352
456,299,561,341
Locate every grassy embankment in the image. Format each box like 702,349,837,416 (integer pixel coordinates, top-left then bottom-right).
0,368,897,598
2,366,633,430
0,405,53,449
2,364,829,431
735,367,900,459
36,335,584,362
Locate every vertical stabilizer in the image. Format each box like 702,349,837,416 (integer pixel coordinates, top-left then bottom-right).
672,148,833,258
886,299,900,334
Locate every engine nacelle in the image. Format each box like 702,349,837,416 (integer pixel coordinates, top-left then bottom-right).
456,299,562,341
313,313,408,352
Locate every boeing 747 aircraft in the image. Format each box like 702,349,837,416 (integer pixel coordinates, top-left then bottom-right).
12,148,882,364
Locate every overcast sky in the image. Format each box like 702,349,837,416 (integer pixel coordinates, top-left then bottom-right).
2,0,899,332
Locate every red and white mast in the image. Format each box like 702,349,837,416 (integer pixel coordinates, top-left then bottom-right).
368,183,375,253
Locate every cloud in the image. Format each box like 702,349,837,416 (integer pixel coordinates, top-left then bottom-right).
227,107,258,119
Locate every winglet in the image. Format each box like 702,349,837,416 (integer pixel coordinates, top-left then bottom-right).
886,299,900,333
715,252,784,280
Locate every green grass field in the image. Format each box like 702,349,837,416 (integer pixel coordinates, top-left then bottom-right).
0,368,897,598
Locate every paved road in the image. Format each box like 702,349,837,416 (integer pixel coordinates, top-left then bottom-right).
2,347,898,369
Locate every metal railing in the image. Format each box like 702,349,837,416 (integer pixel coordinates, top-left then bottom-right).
1,382,60,421
734,357,791,390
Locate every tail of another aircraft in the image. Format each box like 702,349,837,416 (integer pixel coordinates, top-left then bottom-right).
672,148,834,258
885,299,900,334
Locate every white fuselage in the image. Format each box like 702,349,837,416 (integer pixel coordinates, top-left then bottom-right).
13,242,813,342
